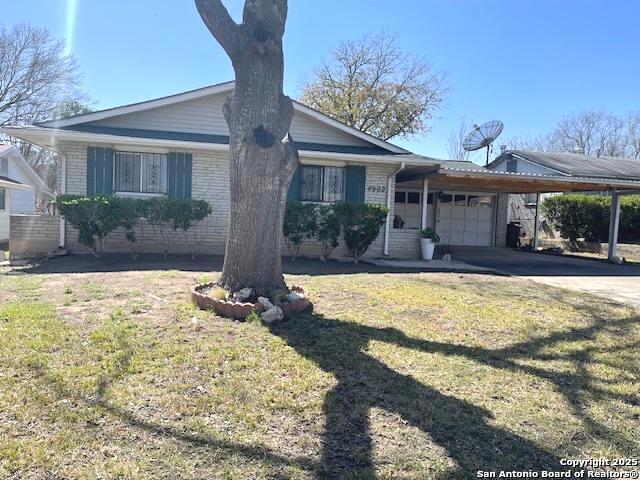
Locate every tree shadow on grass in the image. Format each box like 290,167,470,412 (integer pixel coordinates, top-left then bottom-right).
270,310,640,479
30,301,639,479
29,319,319,478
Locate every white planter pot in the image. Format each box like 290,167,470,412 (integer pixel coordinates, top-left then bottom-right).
420,238,436,260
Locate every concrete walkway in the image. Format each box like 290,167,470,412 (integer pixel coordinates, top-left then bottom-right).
453,247,640,308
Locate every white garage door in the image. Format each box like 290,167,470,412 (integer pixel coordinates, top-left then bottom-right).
436,193,494,246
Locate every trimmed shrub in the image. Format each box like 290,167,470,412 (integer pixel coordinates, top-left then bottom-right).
119,198,149,259
620,195,640,243
57,195,212,259
283,201,318,260
541,194,640,244
169,199,212,259
58,195,123,257
144,197,172,258
316,204,341,261
334,203,388,263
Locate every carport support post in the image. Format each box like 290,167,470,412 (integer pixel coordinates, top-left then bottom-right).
533,193,541,250
421,178,429,229
608,190,621,261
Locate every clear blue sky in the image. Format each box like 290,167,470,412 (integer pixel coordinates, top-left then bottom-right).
5,0,640,163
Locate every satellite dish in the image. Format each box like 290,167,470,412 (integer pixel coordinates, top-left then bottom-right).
463,120,504,165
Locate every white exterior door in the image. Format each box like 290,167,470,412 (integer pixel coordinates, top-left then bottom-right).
436,193,494,246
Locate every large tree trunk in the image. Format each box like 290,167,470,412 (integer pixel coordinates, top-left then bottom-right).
196,0,298,293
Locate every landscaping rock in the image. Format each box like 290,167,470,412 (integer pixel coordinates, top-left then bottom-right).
257,296,274,310
286,291,304,303
233,287,254,301
261,306,284,324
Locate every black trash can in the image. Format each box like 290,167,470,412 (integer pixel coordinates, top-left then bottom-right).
506,222,521,248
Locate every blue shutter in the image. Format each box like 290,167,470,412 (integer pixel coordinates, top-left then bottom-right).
87,147,96,195
184,153,192,199
287,165,301,201
345,165,366,204
168,152,192,199
86,146,113,195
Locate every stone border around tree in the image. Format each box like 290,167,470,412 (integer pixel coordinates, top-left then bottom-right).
191,283,312,321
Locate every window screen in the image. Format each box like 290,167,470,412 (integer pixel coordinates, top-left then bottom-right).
299,165,346,202
300,165,323,201
323,166,345,203
114,152,167,194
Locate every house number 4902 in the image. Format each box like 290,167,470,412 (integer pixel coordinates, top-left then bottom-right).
367,185,386,193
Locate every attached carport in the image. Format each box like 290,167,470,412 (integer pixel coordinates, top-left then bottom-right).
396,165,640,262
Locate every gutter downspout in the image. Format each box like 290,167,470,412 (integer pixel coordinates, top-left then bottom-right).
53,147,66,248
383,161,405,256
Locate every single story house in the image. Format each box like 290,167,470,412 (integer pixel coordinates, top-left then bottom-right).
2,81,640,260
0,144,53,242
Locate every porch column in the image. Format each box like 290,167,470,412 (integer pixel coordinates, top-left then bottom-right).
608,190,621,261
421,178,429,229
533,193,541,250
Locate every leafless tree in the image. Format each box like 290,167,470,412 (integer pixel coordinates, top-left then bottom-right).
625,112,640,160
0,23,85,127
299,31,448,140
0,23,89,189
446,118,470,160
196,0,298,293
504,133,560,153
554,110,627,157
504,110,640,160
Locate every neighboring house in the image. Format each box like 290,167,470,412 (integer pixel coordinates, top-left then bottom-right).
2,82,640,259
0,145,53,242
488,150,640,244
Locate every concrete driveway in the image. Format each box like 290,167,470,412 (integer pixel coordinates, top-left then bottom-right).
453,247,640,308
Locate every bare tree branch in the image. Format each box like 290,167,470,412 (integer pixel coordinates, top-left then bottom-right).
446,118,470,161
0,23,89,190
504,109,640,161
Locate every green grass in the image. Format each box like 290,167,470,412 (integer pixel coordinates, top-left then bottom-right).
0,266,638,479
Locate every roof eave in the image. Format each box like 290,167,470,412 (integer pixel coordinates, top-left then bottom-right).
439,168,640,189
0,178,32,191
0,126,433,165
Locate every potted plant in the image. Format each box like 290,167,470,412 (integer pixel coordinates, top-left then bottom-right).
420,227,440,260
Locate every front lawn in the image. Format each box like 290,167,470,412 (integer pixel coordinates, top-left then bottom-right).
1,257,639,479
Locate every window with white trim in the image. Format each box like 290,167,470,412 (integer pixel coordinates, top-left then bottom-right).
0,188,5,210
299,165,345,202
114,151,167,194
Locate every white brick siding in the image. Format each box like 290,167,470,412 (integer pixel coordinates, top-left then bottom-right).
58,141,398,259
10,214,60,258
